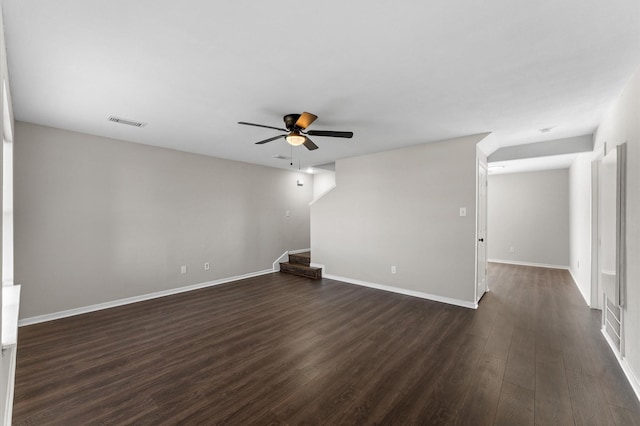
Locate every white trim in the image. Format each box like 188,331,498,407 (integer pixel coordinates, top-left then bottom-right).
488,259,569,270
323,273,477,309
475,156,488,303
601,329,640,403
288,248,311,255
621,358,640,403
568,268,591,307
591,155,602,310
18,269,273,327
2,346,16,426
309,184,336,206
272,251,288,272
1,284,20,348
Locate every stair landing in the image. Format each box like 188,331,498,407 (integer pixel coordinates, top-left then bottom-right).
280,252,321,280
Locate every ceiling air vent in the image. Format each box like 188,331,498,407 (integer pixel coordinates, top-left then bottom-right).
272,154,291,160
108,116,147,127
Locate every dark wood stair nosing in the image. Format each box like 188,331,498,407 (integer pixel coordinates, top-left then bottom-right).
279,261,322,280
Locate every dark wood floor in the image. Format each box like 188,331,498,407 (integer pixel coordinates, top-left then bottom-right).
13,263,640,425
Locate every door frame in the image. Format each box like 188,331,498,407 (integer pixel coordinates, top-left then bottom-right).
475,157,488,303
590,143,605,310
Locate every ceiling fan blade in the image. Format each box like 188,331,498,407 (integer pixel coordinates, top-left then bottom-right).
306,130,354,138
255,135,286,145
238,121,288,132
294,112,318,129
303,137,319,151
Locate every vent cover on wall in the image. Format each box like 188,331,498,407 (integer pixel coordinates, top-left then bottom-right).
108,116,147,127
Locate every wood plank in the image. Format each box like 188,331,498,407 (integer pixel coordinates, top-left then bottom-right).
535,346,575,425
494,382,535,426
455,353,506,424
565,367,616,426
608,403,640,426
483,320,514,362
503,327,536,391
12,264,640,425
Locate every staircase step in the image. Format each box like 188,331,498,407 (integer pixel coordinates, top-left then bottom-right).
280,262,322,280
288,252,311,266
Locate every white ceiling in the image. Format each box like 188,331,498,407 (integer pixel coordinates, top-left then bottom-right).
2,0,639,171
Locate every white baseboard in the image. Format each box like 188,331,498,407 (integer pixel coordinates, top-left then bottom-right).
601,329,640,403
18,269,273,327
568,268,591,307
621,358,640,403
323,273,477,310
488,259,569,270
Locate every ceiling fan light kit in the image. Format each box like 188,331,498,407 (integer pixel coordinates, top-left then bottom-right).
238,111,354,151
285,131,306,146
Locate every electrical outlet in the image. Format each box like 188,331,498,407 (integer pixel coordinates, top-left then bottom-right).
391,265,397,274
204,262,210,271
181,265,187,274
509,247,515,253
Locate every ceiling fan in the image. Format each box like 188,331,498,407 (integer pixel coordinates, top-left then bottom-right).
238,112,353,151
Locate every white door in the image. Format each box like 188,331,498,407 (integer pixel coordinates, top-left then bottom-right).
476,161,488,302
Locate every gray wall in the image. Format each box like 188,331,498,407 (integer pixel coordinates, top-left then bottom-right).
488,169,570,267
312,171,335,200
14,122,312,319
311,134,486,305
